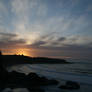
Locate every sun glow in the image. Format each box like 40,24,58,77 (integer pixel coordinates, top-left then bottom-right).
1,48,35,57
16,49,30,56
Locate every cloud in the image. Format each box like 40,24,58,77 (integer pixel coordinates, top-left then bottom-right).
11,0,47,24
86,5,92,12
27,33,92,48
0,32,26,49
57,37,66,41
0,1,8,16
11,0,29,20
26,41,92,59
26,33,92,55
0,32,92,59
10,0,92,46
28,32,92,48
10,0,48,42
63,35,92,46
0,32,17,37
0,0,10,30
36,2,47,17
30,41,46,47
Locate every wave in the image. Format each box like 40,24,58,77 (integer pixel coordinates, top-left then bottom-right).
25,64,92,85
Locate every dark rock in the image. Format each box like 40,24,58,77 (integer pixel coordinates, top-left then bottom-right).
59,81,80,90
59,85,70,89
27,87,45,92
9,71,26,79
27,72,40,80
25,73,41,86
40,76,48,81
66,81,80,89
47,79,59,85
37,77,59,86
7,71,26,82
0,51,9,87
26,73,59,86
38,76,49,85
0,64,59,88
6,71,26,88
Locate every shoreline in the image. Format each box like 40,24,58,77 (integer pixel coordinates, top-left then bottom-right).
8,64,92,85
1,63,92,92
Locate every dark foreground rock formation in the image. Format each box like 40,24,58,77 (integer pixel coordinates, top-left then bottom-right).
59,81,80,90
0,71,59,91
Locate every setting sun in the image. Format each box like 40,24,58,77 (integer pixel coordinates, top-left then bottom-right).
16,49,30,56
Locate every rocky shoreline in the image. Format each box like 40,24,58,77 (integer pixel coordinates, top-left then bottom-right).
0,51,80,92
0,70,80,92
0,71,59,91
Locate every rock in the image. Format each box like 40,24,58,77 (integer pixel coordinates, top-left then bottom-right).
0,88,5,92
0,51,9,87
2,88,12,92
27,72,40,80
7,71,26,83
9,71,26,78
66,81,80,89
0,70,59,89
40,76,48,81
38,77,59,86
26,73,59,86
59,81,80,90
27,88,45,92
48,79,59,85
25,73,41,86
6,71,26,88
38,76,49,85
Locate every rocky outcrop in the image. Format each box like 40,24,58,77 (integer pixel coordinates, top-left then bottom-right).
0,71,59,91
59,81,80,90
27,87,45,92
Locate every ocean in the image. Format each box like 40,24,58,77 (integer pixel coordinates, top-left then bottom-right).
9,58,92,75
7,58,92,92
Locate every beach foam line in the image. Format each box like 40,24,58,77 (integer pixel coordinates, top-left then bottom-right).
26,65,92,85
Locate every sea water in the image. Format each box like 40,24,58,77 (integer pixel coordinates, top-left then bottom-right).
9,58,92,75
7,58,92,92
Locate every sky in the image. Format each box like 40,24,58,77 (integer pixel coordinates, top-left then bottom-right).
0,0,92,59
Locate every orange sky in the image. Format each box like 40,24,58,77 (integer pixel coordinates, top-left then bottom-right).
1,48,34,57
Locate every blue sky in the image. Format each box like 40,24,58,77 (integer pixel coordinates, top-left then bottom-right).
0,0,92,59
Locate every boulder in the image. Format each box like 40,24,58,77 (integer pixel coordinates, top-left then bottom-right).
47,79,59,85
59,81,80,90
8,71,26,81
27,72,40,80
27,88,45,92
66,81,80,89
26,73,59,86
0,70,59,89
37,77,59,86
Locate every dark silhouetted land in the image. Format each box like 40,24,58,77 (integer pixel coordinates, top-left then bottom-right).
2,55,69,66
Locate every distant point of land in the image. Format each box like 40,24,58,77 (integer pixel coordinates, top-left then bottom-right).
2,55,70,66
